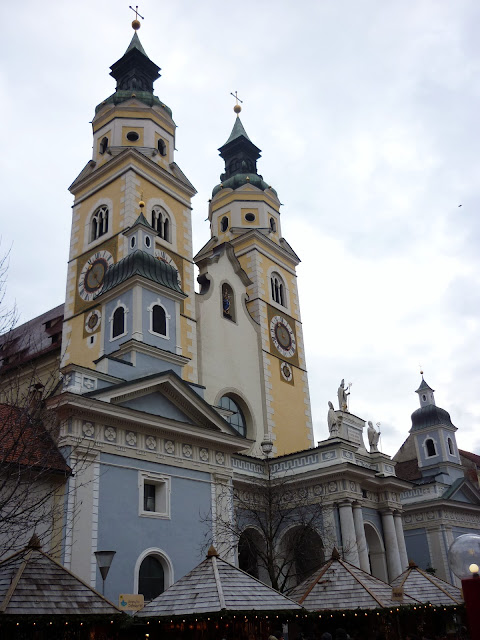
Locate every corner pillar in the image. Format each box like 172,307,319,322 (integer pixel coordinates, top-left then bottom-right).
381,508,402,580
338,500,360,567
353,502,370,573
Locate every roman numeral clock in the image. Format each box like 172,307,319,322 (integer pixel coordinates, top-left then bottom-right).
267,307,299,385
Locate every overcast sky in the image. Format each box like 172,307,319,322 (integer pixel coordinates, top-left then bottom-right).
1,0,479,457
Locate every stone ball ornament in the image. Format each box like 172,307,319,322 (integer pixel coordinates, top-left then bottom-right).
448,533,480,579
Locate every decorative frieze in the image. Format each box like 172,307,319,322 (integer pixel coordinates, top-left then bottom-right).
104,426,117,442
82,421,95,438
145,436,156,451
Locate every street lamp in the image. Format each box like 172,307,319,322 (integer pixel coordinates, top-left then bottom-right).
94,550,116,596
448,534,480,640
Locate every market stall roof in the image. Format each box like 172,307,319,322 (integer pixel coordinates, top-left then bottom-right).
0,535,122,616
289,549,419,611
137,546,302,617
390,561,463,606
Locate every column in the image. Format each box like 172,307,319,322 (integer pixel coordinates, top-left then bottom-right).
338,500,359,567
353,503,370,573
381,509,402,580
393,510,408,573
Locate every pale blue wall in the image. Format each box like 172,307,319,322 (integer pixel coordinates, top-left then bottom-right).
104,290,133,355
141,289,177,352
363,507,383,534
96,452,211,602
404,528,431,569
120,392,194,423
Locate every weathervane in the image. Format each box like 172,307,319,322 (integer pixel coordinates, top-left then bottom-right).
129,5,144,30
230,91,243,115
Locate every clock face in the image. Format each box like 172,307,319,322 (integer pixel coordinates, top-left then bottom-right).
85,310,101,333
155,248,181,285
281,362,293,382
270,315,296,358
78,250,114,301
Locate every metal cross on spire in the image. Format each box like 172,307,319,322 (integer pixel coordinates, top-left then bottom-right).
230,91,243,115
129,5,144,30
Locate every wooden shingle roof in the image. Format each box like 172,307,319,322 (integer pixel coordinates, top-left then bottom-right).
390,562,463,606
289,549,419,611
0,536,122,616
137,546,302,618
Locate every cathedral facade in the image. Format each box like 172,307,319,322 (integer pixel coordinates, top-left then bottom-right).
1,24,478,603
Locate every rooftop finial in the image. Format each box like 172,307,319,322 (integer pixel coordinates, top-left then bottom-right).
129,5,144,30
230,90,243,116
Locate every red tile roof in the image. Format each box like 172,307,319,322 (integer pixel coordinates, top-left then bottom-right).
394,458,421,481
0,404,70,474
459,450,480,466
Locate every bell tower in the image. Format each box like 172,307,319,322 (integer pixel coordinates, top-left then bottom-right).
195,105,314,456
62,24,198,383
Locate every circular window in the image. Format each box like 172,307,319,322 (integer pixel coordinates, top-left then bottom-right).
245,213,255,222
219,395,247,437
126,131,140,142
145,236,151,248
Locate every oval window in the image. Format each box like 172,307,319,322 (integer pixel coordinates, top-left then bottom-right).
127,131,140,142
130,236,136,249
245,213,255,222
145,236,151,248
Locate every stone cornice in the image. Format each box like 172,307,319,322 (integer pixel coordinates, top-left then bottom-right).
50,392,250,453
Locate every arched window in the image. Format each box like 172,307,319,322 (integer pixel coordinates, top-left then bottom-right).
151,206,171,242
112,306,125,339
269,217,276,232
157,139,167,156
425,438,437,457
220,216,228,232
138,555,164,601
222,283,235,321
152,305,167,336
219,395,246,437
91,205,109,242
447,437,454,455
270,272,286,307
99,136,108,154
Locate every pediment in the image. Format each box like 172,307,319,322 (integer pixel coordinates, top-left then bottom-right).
86,371,239,436
443,478,480,505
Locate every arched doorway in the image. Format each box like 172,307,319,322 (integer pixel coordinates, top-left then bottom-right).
364,522,388,582
238,528,269,584
280,525,324,588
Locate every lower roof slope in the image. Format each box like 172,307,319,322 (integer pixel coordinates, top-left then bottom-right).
137,546,302,617
0,536,121,616
289,549,419,611
390,562,463,606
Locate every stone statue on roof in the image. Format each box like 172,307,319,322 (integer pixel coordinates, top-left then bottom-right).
367,421,380,452
327,401,338,437
337,379,350,412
